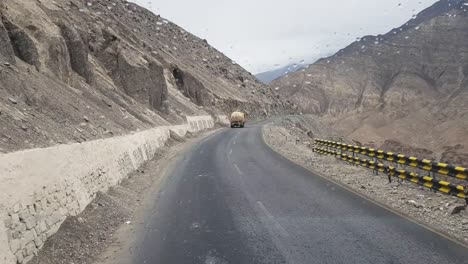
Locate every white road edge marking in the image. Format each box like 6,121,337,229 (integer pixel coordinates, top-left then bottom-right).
233,163,243,175
256,201,290,238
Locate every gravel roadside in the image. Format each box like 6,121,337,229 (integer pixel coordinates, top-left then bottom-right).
262,121,468,246
27,129,219,264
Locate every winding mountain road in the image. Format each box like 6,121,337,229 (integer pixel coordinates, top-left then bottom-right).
132,123,468,264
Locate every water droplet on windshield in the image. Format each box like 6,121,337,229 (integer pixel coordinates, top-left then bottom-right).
190,222,200,229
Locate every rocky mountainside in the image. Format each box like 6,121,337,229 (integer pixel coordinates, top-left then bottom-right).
271,0,468,165
0,0,289,153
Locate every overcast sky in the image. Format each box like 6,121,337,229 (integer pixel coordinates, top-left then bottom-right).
130,0,439,74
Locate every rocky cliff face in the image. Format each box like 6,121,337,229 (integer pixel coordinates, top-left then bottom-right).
272,0,468,164
0,0,288,152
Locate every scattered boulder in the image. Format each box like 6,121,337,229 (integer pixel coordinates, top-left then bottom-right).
407,200,423,209
90,203,99,210
448,203,466,215
8,97,18,104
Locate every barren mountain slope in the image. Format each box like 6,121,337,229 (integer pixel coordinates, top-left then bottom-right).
0,0,289,153
255,63,304,84
271,0,468,165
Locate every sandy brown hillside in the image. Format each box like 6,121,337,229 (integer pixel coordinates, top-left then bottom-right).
0,0,289,153
271,0,468,165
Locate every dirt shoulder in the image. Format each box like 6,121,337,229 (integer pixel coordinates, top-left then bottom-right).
28,129,220,264
262,123,468,246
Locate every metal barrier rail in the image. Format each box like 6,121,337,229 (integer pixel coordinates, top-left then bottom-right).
313,147,466,198
314,139,468,181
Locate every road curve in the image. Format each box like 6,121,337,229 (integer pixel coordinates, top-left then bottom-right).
132,123,468,264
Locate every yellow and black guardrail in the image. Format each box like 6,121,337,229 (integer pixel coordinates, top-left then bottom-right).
314,139,468,181
313,146,467,199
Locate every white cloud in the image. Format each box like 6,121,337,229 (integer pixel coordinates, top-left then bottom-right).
130,0,438,73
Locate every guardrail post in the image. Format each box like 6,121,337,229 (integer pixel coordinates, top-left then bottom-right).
464,185,468,205
395,163,401,184
373,158,378,176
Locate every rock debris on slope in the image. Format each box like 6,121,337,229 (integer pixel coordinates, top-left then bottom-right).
0,0,290,153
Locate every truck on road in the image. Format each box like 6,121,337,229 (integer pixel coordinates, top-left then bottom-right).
230,111,245,128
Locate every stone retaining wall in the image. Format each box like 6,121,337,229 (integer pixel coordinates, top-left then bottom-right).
0,116,215,264
186,115,215,132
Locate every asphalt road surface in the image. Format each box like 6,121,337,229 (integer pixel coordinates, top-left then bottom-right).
133,123,468,264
